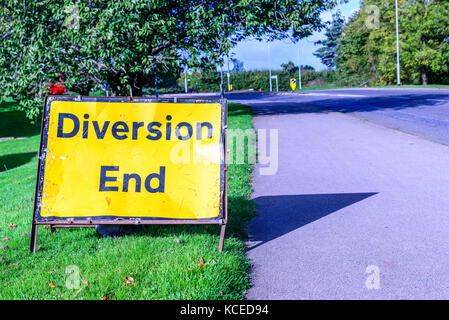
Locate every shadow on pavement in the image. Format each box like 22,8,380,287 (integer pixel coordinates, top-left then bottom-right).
239,94,449,116
174,91,449,116
247,192,377,251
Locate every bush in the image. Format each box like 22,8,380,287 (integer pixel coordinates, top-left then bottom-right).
180,68,344,92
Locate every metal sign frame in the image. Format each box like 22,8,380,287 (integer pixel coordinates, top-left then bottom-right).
29,95,228,253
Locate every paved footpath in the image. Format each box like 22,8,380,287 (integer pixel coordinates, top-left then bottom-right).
242,101,449,299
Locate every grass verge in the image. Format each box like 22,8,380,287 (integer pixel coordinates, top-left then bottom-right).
0,101,256,300
295,84,449,91
374,84,449,89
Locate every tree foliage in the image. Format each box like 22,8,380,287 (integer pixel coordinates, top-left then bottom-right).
183,64,338,92
399,0,449,84
230,58,244,72
0,0,339,119
313,11,345,68
334,0,449,85
334,10,373,85
281,61,299,74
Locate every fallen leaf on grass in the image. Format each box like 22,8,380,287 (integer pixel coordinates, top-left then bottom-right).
1,237,9,241
197,257,207,268
73,280,88,297
122,276,134,287
8,224,17,229
49,283,57,288
102,293,115,300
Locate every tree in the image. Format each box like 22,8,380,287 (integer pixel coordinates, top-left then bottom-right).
301,65,315,71
281,61,299,75
314,11,345,68
0,0,339,120
399,0,449,85
230,58,244,72
334,10,373,85
335,0,449,85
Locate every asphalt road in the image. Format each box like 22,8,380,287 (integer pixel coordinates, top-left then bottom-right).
226,88,449,299
230,88,449,146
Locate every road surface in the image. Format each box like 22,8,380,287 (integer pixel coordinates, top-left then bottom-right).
170,88,449,299
231,88,449,146
228,88,449,299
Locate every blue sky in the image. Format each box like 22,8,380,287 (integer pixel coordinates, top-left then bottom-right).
230,0,361,71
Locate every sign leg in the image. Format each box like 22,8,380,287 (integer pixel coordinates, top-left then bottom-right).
29,221,38,253
218,224,226,253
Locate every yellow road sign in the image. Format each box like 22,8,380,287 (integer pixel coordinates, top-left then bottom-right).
34,97,226,221
290,78,297,91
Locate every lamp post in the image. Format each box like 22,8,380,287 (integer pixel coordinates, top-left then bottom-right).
184,69,188,93
268,43,272,92
395,0,401,85
227,56,230,91
298,43,302,90
220,65,224,98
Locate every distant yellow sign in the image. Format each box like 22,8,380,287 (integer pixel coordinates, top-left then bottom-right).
290,78,297,91
35,97,225,221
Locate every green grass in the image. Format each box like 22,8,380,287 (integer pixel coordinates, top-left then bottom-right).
294,84,449,92
296,84,343,91
0,101,256,300
374,84,449,89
